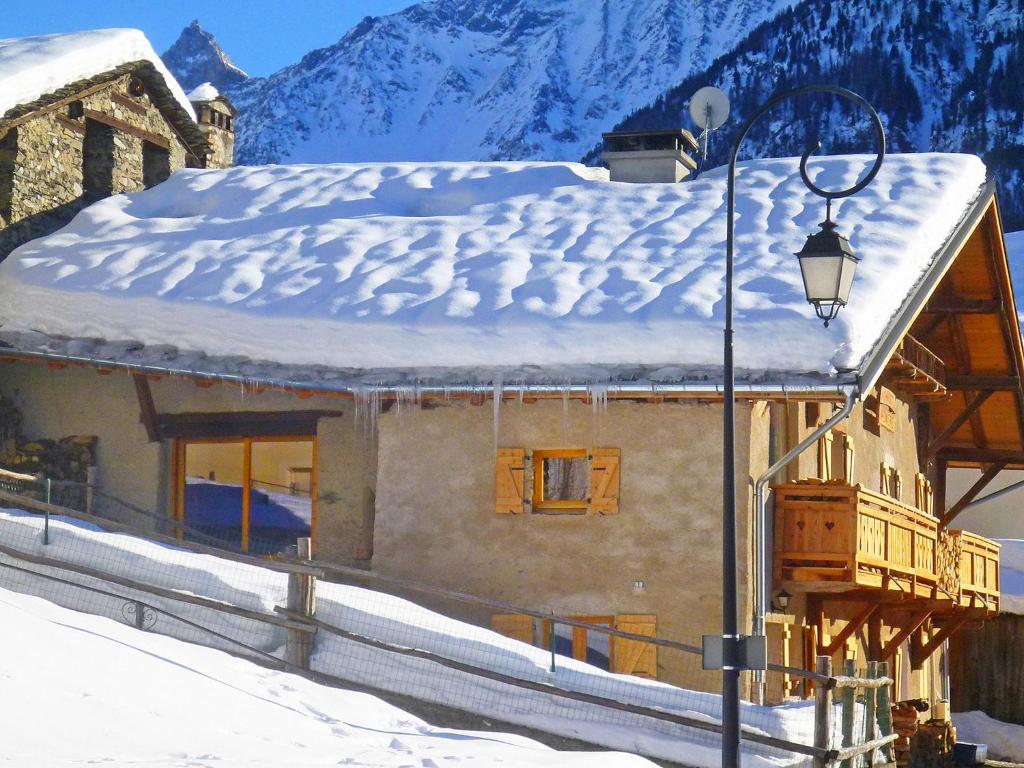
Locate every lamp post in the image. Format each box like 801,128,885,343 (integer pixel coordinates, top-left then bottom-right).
717,85,884,768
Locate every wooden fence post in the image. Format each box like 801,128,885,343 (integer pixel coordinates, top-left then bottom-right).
814,655,834,768
841,659,855,768
865,661,879,768
876,661,895,764
86,466,98,517
285,537,316,669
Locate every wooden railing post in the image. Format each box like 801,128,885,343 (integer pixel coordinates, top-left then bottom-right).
814,655,834,768
876,661,895,764
841,659,855,768
86,465,98,517
865,660,879,767
285,536,316,669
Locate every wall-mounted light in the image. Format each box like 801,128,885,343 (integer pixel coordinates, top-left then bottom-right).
774,589,791,612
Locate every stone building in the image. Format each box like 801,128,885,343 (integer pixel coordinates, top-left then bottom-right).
187,82,237,170
0,30,218,259
0,149,1012,707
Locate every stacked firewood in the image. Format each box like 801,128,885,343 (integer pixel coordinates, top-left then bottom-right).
892,699,933,767
937,530,962,596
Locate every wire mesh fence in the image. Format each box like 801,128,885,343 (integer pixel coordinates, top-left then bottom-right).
0,479,895,766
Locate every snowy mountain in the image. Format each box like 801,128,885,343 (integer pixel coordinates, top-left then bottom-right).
161,19,248,92
605,0,1024,227
216,0,793,164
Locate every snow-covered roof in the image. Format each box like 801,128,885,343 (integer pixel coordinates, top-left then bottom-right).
186,81,220,102
0,28,195,120
0,154,989,386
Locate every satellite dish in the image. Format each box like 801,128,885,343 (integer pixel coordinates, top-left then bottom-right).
689,86,730,131
688,87,730,174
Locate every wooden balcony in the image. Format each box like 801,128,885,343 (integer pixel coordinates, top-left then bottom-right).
773,481,999,614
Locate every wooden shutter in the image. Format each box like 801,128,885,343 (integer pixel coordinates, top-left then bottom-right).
491,614,535,645
894,470,903,501
843,440,856,484
588,448,620,514
817,432,834,480
612,614,657,678
880,463,892,496
495,448,526,514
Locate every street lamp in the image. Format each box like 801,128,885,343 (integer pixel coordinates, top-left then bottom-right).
712,85,884,768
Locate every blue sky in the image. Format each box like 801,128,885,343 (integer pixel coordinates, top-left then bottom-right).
3,1,415,77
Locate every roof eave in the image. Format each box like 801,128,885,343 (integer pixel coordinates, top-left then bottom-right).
855,177,997,396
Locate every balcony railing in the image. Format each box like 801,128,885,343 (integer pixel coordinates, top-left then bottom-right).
773,480,999,613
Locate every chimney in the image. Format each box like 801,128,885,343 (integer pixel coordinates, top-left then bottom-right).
187,83,236,169
601,129,699,183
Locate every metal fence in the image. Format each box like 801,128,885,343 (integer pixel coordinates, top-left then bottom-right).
0,474,896,766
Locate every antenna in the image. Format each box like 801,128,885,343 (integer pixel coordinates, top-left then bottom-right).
689,86,730,172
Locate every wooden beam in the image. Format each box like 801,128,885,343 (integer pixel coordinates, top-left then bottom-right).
938,461,1006,528
868,610,883,661
878,608,934,662
910,613,970,670
821,603,879,657
927,390,994,454
157,409,342,439
922,299,1002,315
83,107,171,149
945,375,1020,391
132,374,160,443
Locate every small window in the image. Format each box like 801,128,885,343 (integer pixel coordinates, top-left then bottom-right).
142,141,170,188
532,449,589,513
542,616,615,670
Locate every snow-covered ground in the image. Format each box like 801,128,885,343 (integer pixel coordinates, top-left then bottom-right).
0,154,987,381
0,586,655,767
0,507,817,768
0,28,194,119
953,711,1024,764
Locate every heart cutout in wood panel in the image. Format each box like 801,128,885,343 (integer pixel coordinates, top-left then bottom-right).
825,521,835,531
796,521,805,531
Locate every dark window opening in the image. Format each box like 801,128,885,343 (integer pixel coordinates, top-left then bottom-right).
82,119,115,199
142,141,170,188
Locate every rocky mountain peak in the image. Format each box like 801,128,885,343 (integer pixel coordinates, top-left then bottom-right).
162,19,248,93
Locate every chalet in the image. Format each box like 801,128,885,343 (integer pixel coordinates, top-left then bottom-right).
0,29,229,260
0,51,1015,710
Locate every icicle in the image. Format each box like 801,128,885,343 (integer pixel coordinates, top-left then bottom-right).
492,375,503,454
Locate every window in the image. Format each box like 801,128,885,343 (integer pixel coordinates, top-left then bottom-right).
175,436,315,555
817,429,855,483
142,141,170,188
82,118,115,199
491,613,657,678
494,447,620,515
533,449,589,513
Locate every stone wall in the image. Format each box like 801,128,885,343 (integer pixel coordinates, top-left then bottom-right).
0,73,192,258
194,100,234,169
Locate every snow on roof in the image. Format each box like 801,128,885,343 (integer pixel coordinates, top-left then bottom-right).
0,154,987,384
0,28,195,120
186,81,220,101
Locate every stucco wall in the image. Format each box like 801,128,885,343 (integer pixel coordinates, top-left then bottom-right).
0,362,375,560
372,398,757,690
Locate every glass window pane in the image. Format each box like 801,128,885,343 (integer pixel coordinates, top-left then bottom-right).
585,626,611,669
249,440,314,555
183,442,245,549
542,457,588,501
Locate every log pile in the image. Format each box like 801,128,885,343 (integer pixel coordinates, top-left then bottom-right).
909,719,955,768
0,394,96,484
937,530,962,596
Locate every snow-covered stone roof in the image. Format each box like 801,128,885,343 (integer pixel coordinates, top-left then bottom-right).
0,154,989,385
0,28,195,120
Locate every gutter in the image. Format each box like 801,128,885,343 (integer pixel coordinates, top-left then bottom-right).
751,387,858,704
1,348,854,400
